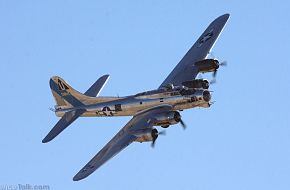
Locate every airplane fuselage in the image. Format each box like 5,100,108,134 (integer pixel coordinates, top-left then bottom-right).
56,87,211,117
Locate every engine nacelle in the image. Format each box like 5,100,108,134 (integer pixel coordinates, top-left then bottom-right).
153,111,181,126
182,79,209,89
194,59,219,73
134,128,158,143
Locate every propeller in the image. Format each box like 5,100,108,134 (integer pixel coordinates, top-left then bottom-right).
48,107,56,112
207,51,227,84
174,111,187,130
151,129,166,148
210,60,227,84
219,61,227,66
208,51,227,64
179,119,187,130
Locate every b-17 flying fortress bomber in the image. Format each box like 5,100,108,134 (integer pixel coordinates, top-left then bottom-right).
43,14,230,181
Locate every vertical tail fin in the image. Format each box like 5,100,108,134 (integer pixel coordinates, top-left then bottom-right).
50,76,92,108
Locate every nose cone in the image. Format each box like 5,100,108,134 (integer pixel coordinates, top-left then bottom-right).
203,91,211,102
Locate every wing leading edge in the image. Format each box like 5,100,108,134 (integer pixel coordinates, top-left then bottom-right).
159,14,230,88
73,105,172,181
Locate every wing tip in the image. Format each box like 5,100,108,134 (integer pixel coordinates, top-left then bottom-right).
100,74,110,79
42,135,52,143
73,172,88,181
73,175,82,181
223,13,230,18
42,139,49,143
216,13,230,23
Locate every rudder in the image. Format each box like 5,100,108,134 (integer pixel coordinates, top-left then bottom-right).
50,76,91,108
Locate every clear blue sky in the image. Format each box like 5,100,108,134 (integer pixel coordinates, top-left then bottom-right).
1,1,289,189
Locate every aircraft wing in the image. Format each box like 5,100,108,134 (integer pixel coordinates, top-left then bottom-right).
42,75,110,143
159,14,230,88
73,105,172,181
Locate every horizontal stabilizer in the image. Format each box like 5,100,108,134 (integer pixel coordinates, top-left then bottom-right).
43,75,110,143
42,110,84,143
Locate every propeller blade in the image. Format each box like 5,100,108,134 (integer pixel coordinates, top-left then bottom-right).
219,61,227,66
151,129,166,148
151,129,158,148
210,70,217,84
151,139,156,148
210,79,216,84
213,70,217,78
211,59,227,84
180,119,187,130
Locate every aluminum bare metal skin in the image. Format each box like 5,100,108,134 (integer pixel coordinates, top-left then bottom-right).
42,14,230,181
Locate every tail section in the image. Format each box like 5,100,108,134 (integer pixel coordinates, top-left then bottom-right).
50,75,117,110
43,75,111,143
50,76,92,108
